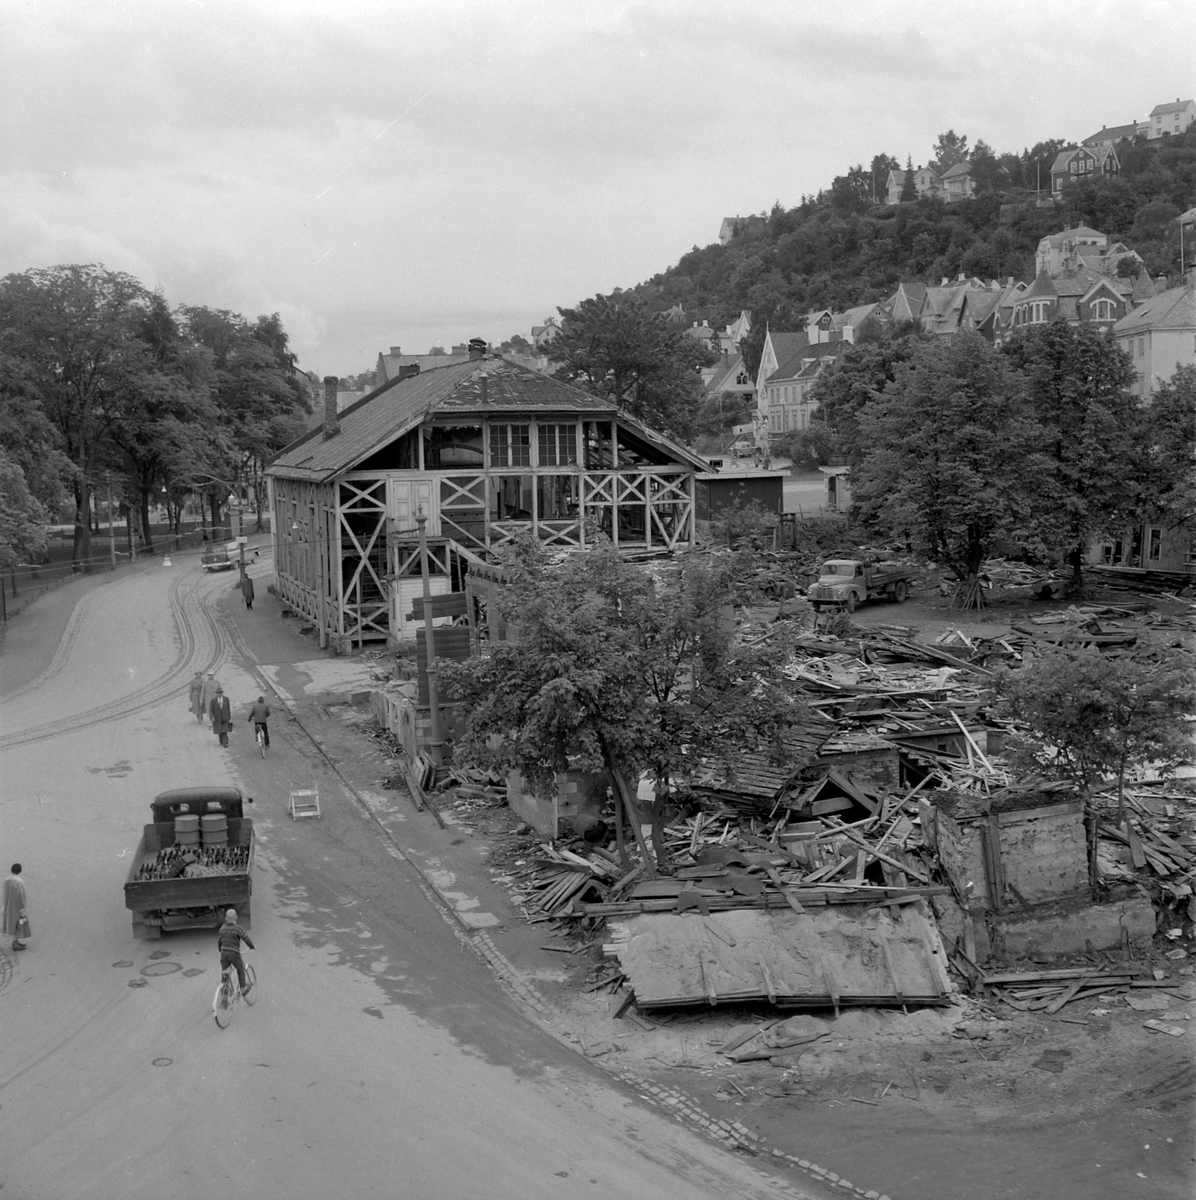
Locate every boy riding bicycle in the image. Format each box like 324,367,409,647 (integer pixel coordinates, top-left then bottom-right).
217,909,255,995
247,697,271,749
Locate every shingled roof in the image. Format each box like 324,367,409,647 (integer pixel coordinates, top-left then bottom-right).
267,356,707,483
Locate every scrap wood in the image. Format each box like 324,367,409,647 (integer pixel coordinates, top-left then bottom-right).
821,818,931,883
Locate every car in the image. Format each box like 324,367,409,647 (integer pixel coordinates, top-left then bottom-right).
202,546,234,571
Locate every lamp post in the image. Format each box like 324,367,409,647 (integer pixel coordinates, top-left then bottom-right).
415,507,444,765
227,493,246,584
105,473,117,571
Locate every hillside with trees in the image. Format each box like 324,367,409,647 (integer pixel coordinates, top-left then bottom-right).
613,126,1196,375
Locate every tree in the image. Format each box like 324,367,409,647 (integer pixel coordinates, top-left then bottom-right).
547,294,716,440
870,154,900,202
0,265,160,570
1138,365,1196,536
998,646,1196,887
440,537,808,869
900,157,917,203
1001,322,1139,589
934,130,969,171
0,446,49,570
851,334,1046,607
969,139,1002,194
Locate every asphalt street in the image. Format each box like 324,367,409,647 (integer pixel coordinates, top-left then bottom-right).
0,548,830,1200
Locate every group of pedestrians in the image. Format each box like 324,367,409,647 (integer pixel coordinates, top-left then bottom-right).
188,672,270,749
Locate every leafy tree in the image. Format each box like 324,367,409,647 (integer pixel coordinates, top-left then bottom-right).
900,157,917,203
0,265,159,570
870,154,900,201
829,165,873,214
1138,365,1196,536
969,139,1003,194
441,537,808,869
1001,322,1139,589
547,293,716,440
0,349,73,515
851,333,1046,607
772,421,836,470
0,446,49,570
998,646,1196,887
934,130,970,170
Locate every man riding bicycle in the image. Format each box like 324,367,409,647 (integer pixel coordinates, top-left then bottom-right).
247,696,271,749
217,909,255,995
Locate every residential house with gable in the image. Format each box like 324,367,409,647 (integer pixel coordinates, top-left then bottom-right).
1007,268,1133,334
884,169,905,205
913,165,942,199
1049,146,1120,195
1113,280,1196,397
530,317,561,351
266,350,709,652
375,345,471,388
1034,226,1143,279
939,160,975,200
718,215,766,245
702,354,756,406
1148,99,1195,140
1082,122,1140,151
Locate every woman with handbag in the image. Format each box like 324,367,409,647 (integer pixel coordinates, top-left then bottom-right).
4,863,29,952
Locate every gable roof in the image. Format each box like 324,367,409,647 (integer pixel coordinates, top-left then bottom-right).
1083,122,1138,145
767,342,842,385
376,350,470,382
759,331,808,378
939,160,972,179
1150,99,1194,117
268,357,708,483
1113,284,1196,335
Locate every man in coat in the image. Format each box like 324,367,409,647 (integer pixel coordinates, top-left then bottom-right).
247,695,271,749
209,685,233,747
3,864,28,952
240,573,255,610
188,671,205,723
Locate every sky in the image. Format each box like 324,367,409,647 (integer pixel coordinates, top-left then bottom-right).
1,0,1193,378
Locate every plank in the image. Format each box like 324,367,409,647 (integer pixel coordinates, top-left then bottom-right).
1126,820,1147,869
1044,978,1087,1014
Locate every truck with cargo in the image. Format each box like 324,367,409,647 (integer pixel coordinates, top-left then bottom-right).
124,787,255,939
807,557,915,612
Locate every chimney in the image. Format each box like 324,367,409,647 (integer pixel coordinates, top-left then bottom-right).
389,345,402,356
468,337,487,361
323,376,340,440
397,363,421,382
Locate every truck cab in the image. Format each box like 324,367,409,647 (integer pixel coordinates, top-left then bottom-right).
202,545,234,571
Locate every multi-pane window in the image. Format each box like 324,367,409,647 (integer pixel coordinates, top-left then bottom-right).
490,424,530,467
1091,299,1113,321
537,423,577,466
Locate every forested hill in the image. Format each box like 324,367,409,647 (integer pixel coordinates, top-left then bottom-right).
619,128,1196,373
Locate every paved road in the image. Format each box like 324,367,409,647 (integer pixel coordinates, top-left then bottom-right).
0,555,827,1199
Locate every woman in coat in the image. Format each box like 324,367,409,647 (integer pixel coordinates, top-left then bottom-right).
188,671,205,722
3,864,28,951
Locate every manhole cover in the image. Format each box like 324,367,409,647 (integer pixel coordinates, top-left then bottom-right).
113,961,134,968
140,962,182,977
152,1058,172,1067
148,950,171,960
128,979,148,988
182,968,205,977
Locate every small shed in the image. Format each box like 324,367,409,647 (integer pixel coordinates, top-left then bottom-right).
694,467,786,523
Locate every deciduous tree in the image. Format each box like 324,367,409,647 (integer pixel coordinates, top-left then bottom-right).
547,294,716,440
851,333,1046,607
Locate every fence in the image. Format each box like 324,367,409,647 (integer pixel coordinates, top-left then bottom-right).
1,520,267,626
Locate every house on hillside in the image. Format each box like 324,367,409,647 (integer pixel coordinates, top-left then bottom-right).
266,351,708,651
1148,99,1196,140
1034,227,1143,279
1113,281,1196,397
759,343,842,435
888,281,928,325
1007,268,1133,333
884,169,905,205
530,318,561,351
1082,122,1139,151
1049,146,1120,195
939,160,975,200
702,353,756,404
913,165,941,198
718,215,766,245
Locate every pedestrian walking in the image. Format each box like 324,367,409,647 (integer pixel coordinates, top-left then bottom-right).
240,573,255,610
200,671,219,715
247,696,271,748
189,670,205,723
209,685,233,747
4,864,29,952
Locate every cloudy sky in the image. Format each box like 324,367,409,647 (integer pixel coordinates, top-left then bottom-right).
2,0,1192,377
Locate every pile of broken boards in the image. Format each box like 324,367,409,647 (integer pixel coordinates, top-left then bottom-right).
976,964,1191,1018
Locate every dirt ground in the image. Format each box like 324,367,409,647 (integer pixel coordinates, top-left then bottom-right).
423,578,1196,1199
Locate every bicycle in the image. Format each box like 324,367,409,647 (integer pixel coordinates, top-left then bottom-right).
255,723,267,758
213,961,257,1028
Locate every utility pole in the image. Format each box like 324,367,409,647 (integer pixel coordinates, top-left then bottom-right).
105,473,116,571
415,507,444,765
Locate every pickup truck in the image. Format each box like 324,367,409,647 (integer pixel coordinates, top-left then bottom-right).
807,557,914,612
124,788,254,939
201,544,234,571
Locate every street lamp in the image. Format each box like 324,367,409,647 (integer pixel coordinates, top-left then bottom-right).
227,492,247,584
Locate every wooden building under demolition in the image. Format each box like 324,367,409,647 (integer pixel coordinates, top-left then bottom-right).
264,348,709,650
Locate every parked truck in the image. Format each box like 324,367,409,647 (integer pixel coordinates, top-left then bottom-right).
201,543,234,571
807,556,914,612
124,787,255,939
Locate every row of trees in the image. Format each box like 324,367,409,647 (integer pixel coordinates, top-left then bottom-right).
0,264,310,570
811,324,1195,602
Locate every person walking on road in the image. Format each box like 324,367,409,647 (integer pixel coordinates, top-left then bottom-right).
199,672,219,716
240,573,255,610
209,685,233,747
4,864,29,952
247,696,271,749
188,671,205,723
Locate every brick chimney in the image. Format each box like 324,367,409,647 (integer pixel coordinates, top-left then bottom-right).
323,376,340,440
389,345,402,356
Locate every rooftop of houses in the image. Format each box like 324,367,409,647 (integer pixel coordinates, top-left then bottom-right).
1114,282,1196,335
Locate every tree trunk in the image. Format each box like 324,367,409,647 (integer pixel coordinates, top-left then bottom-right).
139,489,154,555
209,493,222,539
606,759,657,879
72,482,93,573
1068,545,1084,594
1083,792,1100,899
